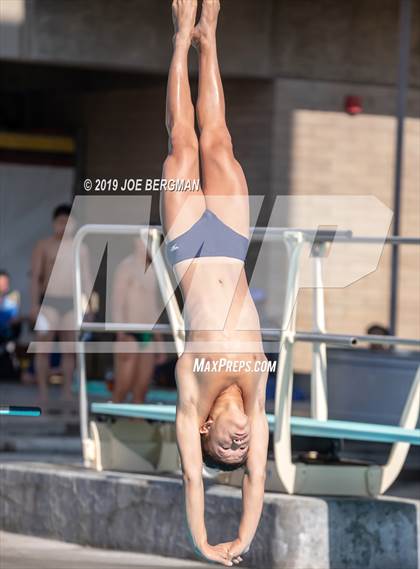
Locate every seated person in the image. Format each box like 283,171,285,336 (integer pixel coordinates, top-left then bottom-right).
0,270,21,379
366,323,393,351
0,270,21,344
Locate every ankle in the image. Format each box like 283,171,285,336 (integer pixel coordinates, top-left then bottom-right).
173,32,192,48
192,27,216,52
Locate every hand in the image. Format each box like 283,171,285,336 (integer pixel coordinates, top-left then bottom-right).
196,541,239,567
217,538,250,561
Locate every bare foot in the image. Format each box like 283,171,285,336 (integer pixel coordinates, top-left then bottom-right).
172,0,198,43
192,0,220,50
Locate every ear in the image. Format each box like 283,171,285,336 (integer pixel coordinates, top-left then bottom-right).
199,419,213,435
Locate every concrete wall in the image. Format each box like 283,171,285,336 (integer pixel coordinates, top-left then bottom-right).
1,0,419,85
1,463,419,569
271,0,420,87
83,78,274,219
268,78,420,369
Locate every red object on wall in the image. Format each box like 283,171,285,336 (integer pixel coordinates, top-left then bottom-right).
345,95,363,115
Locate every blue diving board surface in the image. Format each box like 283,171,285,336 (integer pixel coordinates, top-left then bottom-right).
0,406,42,417
91,403,420,445
73,381,177,404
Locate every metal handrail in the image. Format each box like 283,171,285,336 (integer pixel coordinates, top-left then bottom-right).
294,331,420,348
78,323,419,348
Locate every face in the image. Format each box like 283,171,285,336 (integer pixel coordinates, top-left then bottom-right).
53,214,74,238
201,410,250,465
0,275,10,295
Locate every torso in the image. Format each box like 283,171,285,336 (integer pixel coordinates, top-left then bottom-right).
173,256,262,337
176,351,267,424
39,237,74,297
117,255,161,323
173,255,266,419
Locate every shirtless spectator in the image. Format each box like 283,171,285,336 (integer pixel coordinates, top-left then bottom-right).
30,204,92,412
112,237,165,403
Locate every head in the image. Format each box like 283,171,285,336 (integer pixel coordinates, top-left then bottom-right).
367,323,391,351
52,204,73,238
200,387,250,472
0,270,10,296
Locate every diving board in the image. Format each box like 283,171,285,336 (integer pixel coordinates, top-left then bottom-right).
90,393,420,495
0,406,42,417
92,402,420,445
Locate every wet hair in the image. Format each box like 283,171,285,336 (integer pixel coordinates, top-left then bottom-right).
201,433,247,472
52,204,72,220
202,450,247,472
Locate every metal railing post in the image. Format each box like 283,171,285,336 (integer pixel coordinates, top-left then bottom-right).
311,242,328,420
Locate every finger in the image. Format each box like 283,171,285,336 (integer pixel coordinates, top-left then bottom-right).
212,552,233,567
216,546,230,556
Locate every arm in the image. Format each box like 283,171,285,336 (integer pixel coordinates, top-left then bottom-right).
30,241,44,320
80,244,98,316
111,262,128,324
176,407,208,551
225,375,269,559
237,406,268,550
175,374,233,567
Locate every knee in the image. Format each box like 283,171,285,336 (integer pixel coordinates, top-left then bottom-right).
118,352,136,365
199,127,234,161
168,124,199,162
61,353,75,365
35,352,48,363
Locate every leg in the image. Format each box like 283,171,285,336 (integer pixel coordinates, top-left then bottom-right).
59,312,78,404
34,305,59,407
132,352,156,404
113,333,138,403
161,0,205,241
34,333,53,406
58,330,76,403
194,1,249,236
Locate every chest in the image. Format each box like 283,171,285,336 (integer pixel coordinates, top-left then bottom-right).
192,360,263,419
44,241,72,268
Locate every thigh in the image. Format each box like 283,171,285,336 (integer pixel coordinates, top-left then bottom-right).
199,127,249,236
35,330,55,357
61,310,76,331
161,130,206,240
58,329,76,356
132,353,155,398
38,305,60,334
114,335,138,384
